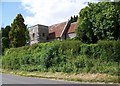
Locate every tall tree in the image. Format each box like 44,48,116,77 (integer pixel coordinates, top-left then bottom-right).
1,26,11,49
76,2,120,43
9,14,28,48
2,26,10,38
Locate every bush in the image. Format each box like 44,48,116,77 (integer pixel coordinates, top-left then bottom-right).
1,40,119,75
98,40,120,61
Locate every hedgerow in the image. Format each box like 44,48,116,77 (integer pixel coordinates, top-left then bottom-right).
1,40,119,75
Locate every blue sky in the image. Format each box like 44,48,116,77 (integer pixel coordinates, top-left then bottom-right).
1,0,91,27
1,2,32,27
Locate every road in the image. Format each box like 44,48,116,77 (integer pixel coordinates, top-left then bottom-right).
1,74,119,86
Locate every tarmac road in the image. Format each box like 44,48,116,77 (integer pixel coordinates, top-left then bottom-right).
1,74,119,86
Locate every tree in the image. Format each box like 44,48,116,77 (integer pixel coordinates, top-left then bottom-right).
76,2,120,43
1,26,11,49
2,26,10,38
9,14,28,48
2,37,9,49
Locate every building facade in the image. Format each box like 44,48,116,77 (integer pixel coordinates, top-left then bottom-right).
29,21,77,45
29,24,48,45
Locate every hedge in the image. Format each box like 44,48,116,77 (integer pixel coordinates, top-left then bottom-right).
1,40,119,75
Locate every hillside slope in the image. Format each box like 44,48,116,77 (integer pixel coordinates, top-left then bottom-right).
1,40,119,76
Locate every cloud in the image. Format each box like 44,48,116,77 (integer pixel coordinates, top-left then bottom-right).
21,0,89,26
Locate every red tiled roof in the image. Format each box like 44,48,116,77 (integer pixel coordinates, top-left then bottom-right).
68,22,77,33
48,22,67,38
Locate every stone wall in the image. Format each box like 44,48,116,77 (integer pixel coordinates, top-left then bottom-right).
38,25,48,43
29,24,48,45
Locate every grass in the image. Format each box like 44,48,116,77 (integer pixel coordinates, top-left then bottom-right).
0,68,119,83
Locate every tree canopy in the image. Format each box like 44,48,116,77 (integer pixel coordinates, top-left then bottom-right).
1,26,11,49
9,14,29,48
76,2,120,43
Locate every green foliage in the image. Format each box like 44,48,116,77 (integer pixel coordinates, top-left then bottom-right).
76,2,120,43
2,37,9,49
9,14,29,48
1,26,10,49
97,40,120,61
2,26,10,38
1,40,119,75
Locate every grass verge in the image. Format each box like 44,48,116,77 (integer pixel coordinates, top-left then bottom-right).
0,68,119,83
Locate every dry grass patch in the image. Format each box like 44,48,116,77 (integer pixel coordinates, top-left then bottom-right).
1,69,118,83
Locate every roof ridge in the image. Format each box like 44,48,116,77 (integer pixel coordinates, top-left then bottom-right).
49,21,67,27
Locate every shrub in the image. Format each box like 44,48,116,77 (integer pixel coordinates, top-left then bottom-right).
1,40,119,76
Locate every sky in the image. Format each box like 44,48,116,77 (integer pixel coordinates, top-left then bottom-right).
1,2,31,27
0,0,100,27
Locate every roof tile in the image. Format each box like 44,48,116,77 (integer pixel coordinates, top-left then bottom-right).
48,22,67,38
68,22,77,33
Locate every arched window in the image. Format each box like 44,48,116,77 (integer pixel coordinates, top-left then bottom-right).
33,33,35,40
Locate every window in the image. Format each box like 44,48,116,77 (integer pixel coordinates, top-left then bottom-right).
33,33,35,37
32,33,35,40
42,33,45,37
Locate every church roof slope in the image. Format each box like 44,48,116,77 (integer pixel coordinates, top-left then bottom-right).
48,21,67,38
68,22,77,33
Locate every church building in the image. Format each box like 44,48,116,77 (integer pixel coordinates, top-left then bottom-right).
29,20,77,45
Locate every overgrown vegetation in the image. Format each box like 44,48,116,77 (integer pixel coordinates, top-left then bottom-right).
76,2,120,43
9,14,29,48
1,26,11,53
1,14,29,55
1,40,119,76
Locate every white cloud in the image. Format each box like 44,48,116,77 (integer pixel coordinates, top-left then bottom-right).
21,0,90,26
